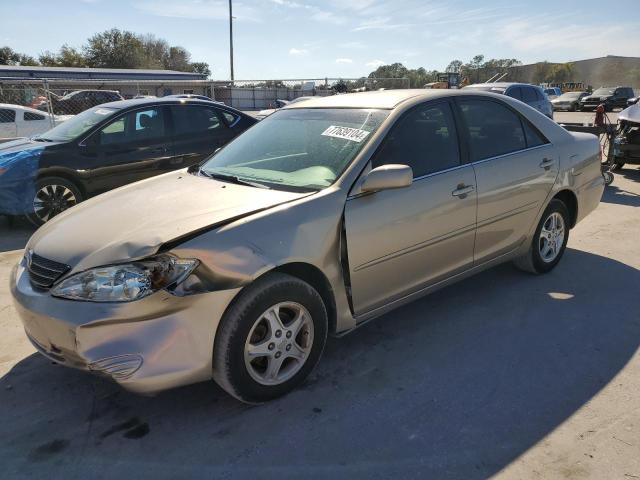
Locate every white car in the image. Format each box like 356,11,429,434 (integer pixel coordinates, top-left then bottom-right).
255,96,313,120
0,104,71,141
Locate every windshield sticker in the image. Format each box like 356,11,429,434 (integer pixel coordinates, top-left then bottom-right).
94,108,112,115
322,125,370,143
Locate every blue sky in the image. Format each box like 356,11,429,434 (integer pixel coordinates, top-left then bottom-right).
2,0,639,79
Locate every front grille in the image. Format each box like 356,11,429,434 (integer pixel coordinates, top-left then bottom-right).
27,252,71,289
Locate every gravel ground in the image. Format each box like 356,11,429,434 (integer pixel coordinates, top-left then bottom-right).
0,167,639,480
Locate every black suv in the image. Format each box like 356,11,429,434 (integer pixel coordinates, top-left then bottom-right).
38,90,124,115
579,86,635,112
0,98,256,225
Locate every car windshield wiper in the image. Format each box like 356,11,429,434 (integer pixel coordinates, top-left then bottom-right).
199,169,270,189
32,137,54,142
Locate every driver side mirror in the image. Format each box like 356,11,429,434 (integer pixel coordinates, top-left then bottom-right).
361,164,413,193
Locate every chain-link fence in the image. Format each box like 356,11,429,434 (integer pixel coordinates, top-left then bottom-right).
0,76,410,141
218,77,410,110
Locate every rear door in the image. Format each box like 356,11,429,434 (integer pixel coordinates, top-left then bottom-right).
0,108,17,139
455,97,558,263
83,105,174,193
166,104,237,171
344,100,477,315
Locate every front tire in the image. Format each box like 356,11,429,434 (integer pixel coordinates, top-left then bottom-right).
25,177,83,227
213,273,328,403
514,199,570,274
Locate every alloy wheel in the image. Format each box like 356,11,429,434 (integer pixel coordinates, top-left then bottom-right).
538,212,565,263
33,184,77,223
243,301,314,386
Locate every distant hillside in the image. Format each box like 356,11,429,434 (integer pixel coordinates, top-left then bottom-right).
510,55,640,88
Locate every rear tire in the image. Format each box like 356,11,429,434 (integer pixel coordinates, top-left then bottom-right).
213,273,328,403
514,199,570,274
25,177,83,227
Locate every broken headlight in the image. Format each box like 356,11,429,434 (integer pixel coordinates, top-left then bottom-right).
51,254,199,302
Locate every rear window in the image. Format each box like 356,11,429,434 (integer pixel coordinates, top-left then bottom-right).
522,87,538,103
0,108,16,123
24,111,46,121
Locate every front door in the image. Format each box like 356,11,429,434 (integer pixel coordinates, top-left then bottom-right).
344,100,477,315
455,97,558,263
84,106,175,194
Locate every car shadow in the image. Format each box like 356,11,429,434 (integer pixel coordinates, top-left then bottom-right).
0,216,35,253
1,249,639,479
601,182,640,207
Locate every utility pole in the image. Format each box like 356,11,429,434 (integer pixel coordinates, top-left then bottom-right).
229,0,234,83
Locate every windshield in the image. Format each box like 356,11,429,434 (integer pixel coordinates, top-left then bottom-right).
544,89,557,95
201,108,389,191
593,88,614,96
35,106,118,142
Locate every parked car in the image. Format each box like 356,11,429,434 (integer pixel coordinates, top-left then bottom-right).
627,96,639,107
551,91,589,111
38,90,124,115
579,86,635,112
10,89,604,403
0,98,256,225
463,83,554,119
611,103,640,170
0,104,71,141
255,96,313,120
543,87,562,99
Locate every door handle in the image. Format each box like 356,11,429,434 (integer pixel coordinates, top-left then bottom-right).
539,158,555,170
452,184,475,197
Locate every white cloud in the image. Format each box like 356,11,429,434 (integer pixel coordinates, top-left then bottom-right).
352,17,412,32
366,59,385,68
289,48,309,56
335,58,353,64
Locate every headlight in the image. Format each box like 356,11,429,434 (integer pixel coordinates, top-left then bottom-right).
51,254,199,302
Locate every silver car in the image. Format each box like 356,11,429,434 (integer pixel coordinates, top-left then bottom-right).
11,90,604,403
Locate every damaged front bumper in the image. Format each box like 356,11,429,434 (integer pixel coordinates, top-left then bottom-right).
10,259,241,394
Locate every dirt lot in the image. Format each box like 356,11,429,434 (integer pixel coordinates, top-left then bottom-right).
1,166,639,479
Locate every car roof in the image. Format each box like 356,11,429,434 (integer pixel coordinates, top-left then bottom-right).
97,97,244,114
466,82,539,89
284,88,519,110
285,89,463,109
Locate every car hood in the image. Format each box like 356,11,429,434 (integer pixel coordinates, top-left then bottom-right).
0,137,62,154
619,104,640,123
27,170,309,272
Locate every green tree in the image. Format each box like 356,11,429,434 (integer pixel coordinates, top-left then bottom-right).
84,28,145,68
0,46,38,65
446,60,463,73
190,62,211,77
39,45,87,67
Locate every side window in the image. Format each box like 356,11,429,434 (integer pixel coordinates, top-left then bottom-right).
458,99,527,162
0,109,16,123
372,102,460,178
171,106,225,136
522,120,549,148
24,111,46,121
522,87,538,103
506,87,522,100
222,111,238,125
98,107,166,145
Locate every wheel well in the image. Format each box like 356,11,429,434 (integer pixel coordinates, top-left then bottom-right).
37,172,86,198
272,263,337,334
553,190,578,228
